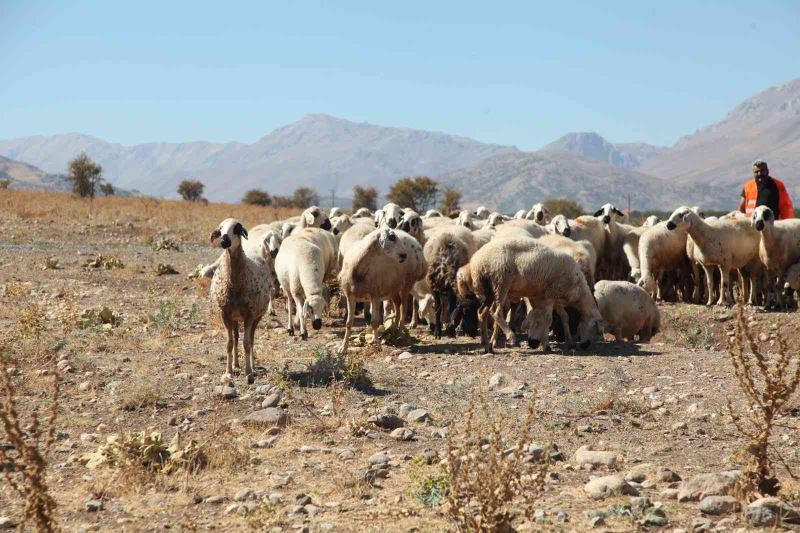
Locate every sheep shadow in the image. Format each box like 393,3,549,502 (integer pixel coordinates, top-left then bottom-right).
284,367,389,397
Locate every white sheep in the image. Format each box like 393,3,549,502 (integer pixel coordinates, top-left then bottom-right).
526,203,551,225
474,206,490,220
751,206,800,308
594,280,660,342
666,206,761,306
209,219,271,384
377,202,404,229
399,210,426,244
513,209,528,220
338,228,426,354
539,234,597,288
456,210,477,230
338,220,378,269
547,214,572,237
593,203,636,280
328,207,343,219
423,209,443,218
495,218,548,239
637,221,692,301
330,215,354,239
567,215,606,264
486,212,507,228
289,206,332,236
353,207,373,219
457,234,604,353
621,225,649,282
643,215,661,227
274,228,338,339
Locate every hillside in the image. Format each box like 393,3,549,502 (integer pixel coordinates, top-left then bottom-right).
543,132,667,169
0,114,517,202
0,155,71,192
443,150,732,212
641,76,800,197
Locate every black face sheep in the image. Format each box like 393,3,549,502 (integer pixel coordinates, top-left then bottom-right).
209,218,271,384
526,203,551,225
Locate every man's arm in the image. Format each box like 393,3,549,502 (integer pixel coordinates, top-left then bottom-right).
738,191,746,213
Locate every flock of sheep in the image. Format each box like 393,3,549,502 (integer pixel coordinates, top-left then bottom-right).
201,200,800,384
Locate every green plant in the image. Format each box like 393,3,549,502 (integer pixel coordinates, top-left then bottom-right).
67,152,103,199
149,300,180,334
306,347,372,389
408,459,449,508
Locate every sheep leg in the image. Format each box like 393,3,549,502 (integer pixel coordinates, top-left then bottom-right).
638,325,652,344
338,293,355,355
718,267,731,306
243,316,258,384
432,291,444,339
691,262,703,303
555,305,574,348
390,294,403,332
491,301,516,348
702,265,715,307
478,305,493,354
370,297,382,347
232,321,241,375
295,295,308,340
222,316,236,379
285,289,295,336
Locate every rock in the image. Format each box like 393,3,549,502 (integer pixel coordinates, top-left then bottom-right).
488,372,506,388
295,494,312,505
261,394,280,408
625,463,655,482
587,515,605,528
369,452,390,465
0,517,17,529
699,495,740,515
268,493,283,505
629,496,651,512
370,414,405,430
234,489,254,502
85,499,103,512
556,511,568,523
641,508,668,526
677,471,739,502
214,385,238,400
656,466,681,483
398,351,413,361
691,516,713,532
496,386,523,398
389,428,415,441
672,421,688,430
399,403,414,417
254,384,274,395
338,449,356,461
660,488,679,500
407,408,432,423
205,495,224,504
575,446,619,469
432,427,449,439
745,497,800,526
305,504,322,515
242,408,288,428
584,475,638,499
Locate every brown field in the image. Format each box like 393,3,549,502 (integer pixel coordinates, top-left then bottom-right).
1,190,800,532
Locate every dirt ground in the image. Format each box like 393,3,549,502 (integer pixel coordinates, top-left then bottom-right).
1,192,800,532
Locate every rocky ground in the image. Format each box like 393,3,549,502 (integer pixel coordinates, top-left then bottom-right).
1,192,800,532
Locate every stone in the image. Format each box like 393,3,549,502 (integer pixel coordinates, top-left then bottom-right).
338,448,356,461
234,489,254,502
496,386,523,398
677,471,739,502
629,496,651,512
672,421,688,430
242,408,288,428
656,466,681,483
369,452,390,465
641,508,667,526
588,515,605,528
261,393,280,408
575,446,619,469
214,385,238,400
0,517,17,529
745,497,800,526
488,372,506,388
407,408,432,423
691,516,713,532
699,495,739,515
432,427,449,439
398,351,413,360
295,494,312,505
85,499,103,512
584,475,639,499
389,428,415,441
624,463,655,482
399,403,414,417
205,495,224,504
370,414,405,430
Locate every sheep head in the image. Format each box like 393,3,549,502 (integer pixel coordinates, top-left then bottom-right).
301,206,331,231
211,218,248,250
380,203,404,229
331,215,354,236
473,206,490,220
457,210,475,230
577,314,605,348
262,230,282,258
551,215,571,237
527,203,551,225
751,205,775,232
593,203,624,225
378,228,407,263
666,206,695,231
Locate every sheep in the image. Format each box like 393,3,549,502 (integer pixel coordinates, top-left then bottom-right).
330,215,354,239
513,209,528,220
353,207,373,219
281,222,296,240
456,210,477,230
338,220,378,268
486,212,507,228
274,228,338,339
594,280,660,342
423,225,479,337
209,219,271,384
637,221,696,302
338,228,427,354
751,205,800,309
495,218,548,239
422,215,454,231
593,203,636,280
526,203,551,225
399,210,425,244
547,214,572,237
424,209,443,218
621,225,649,282
567,215,606,263
457,235,604,353
783,261,800,293
666,206,761,306
299,206,332,230
474,206,490,220
643,215,661,227
378,202,404,229
539,234,596,288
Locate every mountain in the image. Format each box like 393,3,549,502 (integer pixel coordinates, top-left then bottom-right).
0,156,71,192
0,114,518,202
543,132,667,169
641,77,800,198
442,150,732,212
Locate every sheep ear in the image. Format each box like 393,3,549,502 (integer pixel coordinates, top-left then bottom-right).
682,212,692,223
234,223,248,239
304,212,315,226
210,229,221,243
613,208,624,217
378,231,389,249
593,209,604,217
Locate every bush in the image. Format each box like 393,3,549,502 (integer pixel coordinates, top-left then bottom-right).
387,176,438,212
544,198,583,219
67,152,103,199
352,185,378,211
439,187,461,216
292,187,320,208
272,195,294,208
0,179,11,190
177,180,205,202
242,189,272,206
99,182,115,196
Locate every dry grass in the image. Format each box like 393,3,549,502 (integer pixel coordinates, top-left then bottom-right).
445,392,548,532
0,189,299,244
727,304,800,498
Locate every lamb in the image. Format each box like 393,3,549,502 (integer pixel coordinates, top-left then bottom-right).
297,206,332,231
424,209,443,218
594,280,660,342
353,207,373,219
474,206,490,220
526,203,551,225
423,225,479,337
486,212,507,228
751,206,800,309
547,215,571,237
209,219,271,384
330,215,354,238
666,206,761,306
457,235,604,353
274,228,338,339
456,210,477,230
338,228,427,354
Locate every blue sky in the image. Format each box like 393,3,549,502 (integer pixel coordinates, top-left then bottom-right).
1,0,799,150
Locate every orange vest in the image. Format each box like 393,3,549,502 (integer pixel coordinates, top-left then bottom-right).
742,177,795,219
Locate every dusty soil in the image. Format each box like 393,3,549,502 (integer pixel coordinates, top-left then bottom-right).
1,193,799,532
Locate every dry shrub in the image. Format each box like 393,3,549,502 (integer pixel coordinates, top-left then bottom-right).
0,345,60,531
83,431,206,474
445,392,547,532
114,375,163,411
728,304,800,498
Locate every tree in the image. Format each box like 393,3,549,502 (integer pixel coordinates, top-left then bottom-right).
242,189,272,206
292,187,320,208
272,195,295,208
386,176,439,212
67,152,103,199
177,180,205,202
544,198,584,219
352,185,378,211
439,187,462,216
0,179,10,190
99,182,115,196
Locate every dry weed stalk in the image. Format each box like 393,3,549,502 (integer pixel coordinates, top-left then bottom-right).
0,345,60,531
728,304,800,498
445,392,547,532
